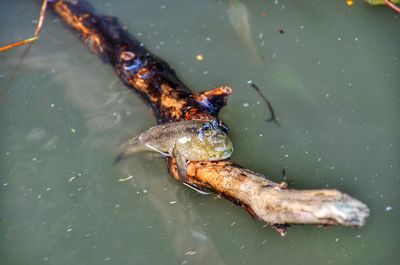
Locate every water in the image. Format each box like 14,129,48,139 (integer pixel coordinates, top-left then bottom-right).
0,0,399,264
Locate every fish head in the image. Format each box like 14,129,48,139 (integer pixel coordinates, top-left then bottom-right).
196,121,234,160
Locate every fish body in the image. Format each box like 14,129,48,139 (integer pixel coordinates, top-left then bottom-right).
117,120,234,185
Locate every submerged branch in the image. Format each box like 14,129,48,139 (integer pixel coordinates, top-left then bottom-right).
47,0,369,234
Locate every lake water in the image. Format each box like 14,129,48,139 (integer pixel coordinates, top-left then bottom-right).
0,0,399,264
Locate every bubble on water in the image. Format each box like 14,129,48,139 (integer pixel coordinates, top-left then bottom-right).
385,206,393,211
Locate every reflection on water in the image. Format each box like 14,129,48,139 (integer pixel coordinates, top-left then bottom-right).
227,0,261,61
0,0,399,264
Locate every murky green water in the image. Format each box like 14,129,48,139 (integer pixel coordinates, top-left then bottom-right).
1,0,399,264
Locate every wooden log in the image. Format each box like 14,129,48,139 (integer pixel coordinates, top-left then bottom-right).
47,0,369,235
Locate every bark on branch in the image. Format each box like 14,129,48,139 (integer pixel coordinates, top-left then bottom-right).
47,0,369,235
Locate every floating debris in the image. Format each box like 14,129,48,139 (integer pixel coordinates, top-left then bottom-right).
118,175,133,182
195,54,204,61
249,83,281,127
385,206,393,211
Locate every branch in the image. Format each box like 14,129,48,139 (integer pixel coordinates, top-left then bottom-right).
47,0,369,235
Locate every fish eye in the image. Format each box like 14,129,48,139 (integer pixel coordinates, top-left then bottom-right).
209,120,229,133
201,122,212,131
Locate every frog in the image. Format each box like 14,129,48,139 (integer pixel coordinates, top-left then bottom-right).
116,119,234,191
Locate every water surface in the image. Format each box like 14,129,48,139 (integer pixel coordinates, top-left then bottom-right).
0,0,399,264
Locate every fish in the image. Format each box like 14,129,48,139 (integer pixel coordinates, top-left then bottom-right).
116,120,234,191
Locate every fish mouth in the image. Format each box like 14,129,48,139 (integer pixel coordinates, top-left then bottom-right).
220,148,234,159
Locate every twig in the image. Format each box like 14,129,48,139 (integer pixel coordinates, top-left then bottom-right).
384,0,400,13
249,83,281,127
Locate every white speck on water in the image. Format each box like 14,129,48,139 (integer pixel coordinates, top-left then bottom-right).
240,245,246,250
46,187,51,191
3,182,8,186
160,4,166,9
184,251,197,256
385,206,393,211
305,151,309,154
300,25,304,29
274,0,279,4
325,93,330,98
68,176,77,182
32,157,37,161
259,134,263,137
356,234,362,238
206,37,211,42
118,175,133,182
348,83,352,87
105,257,111,261
285,154,289,158
317,157,322,162
242,102,250,107
115,204,120,208
169,201,177,204
143,189,148,194
66,228,72,232
330,166,335,170
335,237,339,242
43,257,49,261
230,222,236,226
71,128,76,133
50,104,55,108
259,33,263,39
247,80,253,84
203,71,209,75
355,37,358,41
338,37,341,41
37,194,42,199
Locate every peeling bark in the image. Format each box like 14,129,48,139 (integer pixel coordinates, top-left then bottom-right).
47,0,369,235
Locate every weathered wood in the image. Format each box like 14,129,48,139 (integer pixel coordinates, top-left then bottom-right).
47,0,369,235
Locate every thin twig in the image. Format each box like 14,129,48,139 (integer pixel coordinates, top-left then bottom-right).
250,83,281,127
0,0,48,102
383,0,400,13
0,0,48,52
